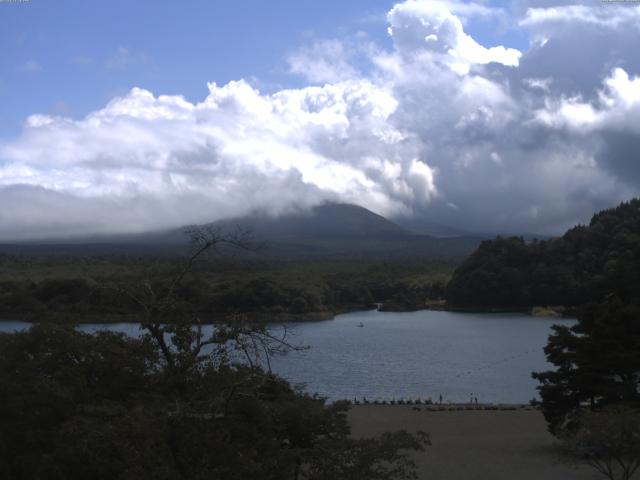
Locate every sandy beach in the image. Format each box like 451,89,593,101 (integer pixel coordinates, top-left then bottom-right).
349,405,600,480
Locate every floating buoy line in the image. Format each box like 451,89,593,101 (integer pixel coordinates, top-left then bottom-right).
453,348,541,379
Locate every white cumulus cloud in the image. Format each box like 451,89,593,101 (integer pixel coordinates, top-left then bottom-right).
387,0,521,74
1,0,639,240
536,68,640,133
0,77,436,239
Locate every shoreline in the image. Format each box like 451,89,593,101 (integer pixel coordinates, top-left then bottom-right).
0,304,576,324
0,309,349,325
347,401,538,411
424,304,577,318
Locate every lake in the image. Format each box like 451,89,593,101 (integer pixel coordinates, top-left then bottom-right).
0,309,572,404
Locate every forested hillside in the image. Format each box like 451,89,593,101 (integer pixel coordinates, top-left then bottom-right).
446,199,640,309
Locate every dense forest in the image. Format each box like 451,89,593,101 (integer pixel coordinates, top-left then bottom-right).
0,256,451,322
0,229,430,480
441,198,640,448
446,199,640,310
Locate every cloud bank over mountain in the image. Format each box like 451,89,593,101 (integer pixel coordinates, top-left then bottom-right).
1,0,639,240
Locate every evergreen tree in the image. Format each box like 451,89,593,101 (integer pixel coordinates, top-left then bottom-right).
533,298,640,434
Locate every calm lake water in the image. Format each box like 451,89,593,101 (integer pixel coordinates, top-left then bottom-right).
0,309,573,404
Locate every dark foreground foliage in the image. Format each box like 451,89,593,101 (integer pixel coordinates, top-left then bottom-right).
0,226,429,479
0,323,428,480
517,202,640,437
561,406,640,480
533,299,640,435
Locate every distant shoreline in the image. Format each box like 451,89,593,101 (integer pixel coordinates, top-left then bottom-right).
424,304,577,318
0,303,576,324
0,308,354,325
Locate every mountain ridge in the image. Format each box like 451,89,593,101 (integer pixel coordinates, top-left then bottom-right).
0,203,483,260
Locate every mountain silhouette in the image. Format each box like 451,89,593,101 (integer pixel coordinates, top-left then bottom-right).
1,203,483,259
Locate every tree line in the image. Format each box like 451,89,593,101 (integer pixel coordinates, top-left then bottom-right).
0,258,450,321
446,198,640,310
0,228,429,480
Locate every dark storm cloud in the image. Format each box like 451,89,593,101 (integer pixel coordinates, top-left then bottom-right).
597,131,640,186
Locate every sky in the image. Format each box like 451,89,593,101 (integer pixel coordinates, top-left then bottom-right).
1,0,639,240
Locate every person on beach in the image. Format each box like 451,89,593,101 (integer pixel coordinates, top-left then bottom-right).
439,394,442,404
